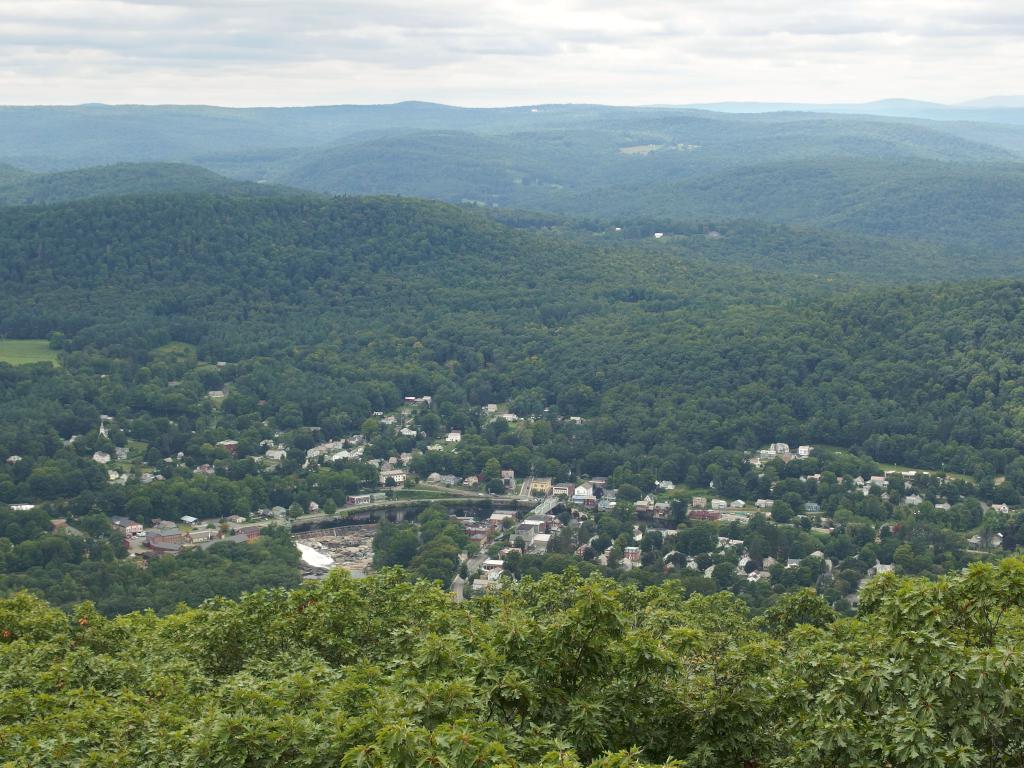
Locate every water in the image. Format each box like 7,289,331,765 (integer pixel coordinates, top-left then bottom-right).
295,542,334,569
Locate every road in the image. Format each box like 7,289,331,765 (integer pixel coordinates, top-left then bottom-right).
464,547,492,576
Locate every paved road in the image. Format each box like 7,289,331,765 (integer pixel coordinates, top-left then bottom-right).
464,547,492,575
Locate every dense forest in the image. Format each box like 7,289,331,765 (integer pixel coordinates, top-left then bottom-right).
0,163,281,206
3,560,1024,766
2,192,1024,480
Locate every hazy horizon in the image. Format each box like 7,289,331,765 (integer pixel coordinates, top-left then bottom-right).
1,95,1022,111
2,1,1023,107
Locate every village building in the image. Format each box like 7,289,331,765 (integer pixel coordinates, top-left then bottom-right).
346,492,387,506
689,508,721,521
531,477,553,495
110,516,143,537
552,482,574,497
379,468,407,486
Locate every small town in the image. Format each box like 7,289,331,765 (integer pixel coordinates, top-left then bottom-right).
23,398,1004,615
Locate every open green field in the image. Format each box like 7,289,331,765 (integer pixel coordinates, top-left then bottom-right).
816,444,973,482
0,339,58,366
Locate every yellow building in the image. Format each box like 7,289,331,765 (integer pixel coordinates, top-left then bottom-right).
531,477,553,495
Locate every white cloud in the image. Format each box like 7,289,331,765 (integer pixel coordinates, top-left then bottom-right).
0,0,1020,105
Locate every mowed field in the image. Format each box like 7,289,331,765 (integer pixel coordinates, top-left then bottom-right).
0,339,59,366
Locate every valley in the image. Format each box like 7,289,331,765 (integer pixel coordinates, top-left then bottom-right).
3,98,1024,767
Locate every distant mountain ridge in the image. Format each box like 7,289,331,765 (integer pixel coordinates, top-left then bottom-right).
3,101,1023,173
2,102,1023,265
681,98,1024,124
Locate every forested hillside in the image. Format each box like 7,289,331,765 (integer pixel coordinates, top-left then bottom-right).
3,102,1015,172
0,163,280,206
606,158,1024,251
272,138,1024,254
4,560,1024,766
3,193,1024,484
4,102,1024,260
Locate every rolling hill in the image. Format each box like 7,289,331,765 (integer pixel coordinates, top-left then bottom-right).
1,191,1024,477
1,101,1019,173
273,130,1024,254
588,158,1024,252
3,103,1023,262
0,163,284,206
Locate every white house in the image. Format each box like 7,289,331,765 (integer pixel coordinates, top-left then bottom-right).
379,469,407,486
868,562,895,577
445,431,462,443
572,484,596,505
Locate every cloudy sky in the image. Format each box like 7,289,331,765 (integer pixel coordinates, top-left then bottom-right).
0,0,1021,107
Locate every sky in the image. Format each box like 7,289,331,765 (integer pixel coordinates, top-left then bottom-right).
0,0,1022,107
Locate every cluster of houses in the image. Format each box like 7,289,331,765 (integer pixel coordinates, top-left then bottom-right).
306,436,366,465
422,468,517,491
92,447,129,465
449,504,569,596
687,496,765,522
747,442,813,468
110,514,261,557
481,403,522,422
